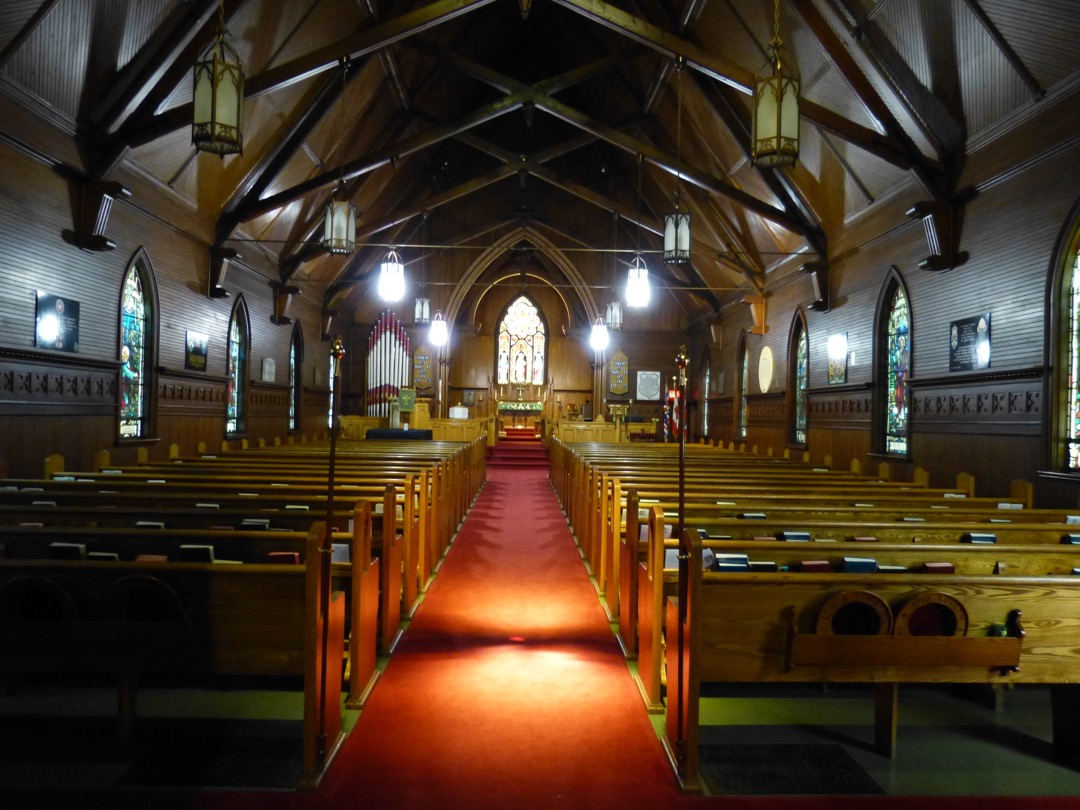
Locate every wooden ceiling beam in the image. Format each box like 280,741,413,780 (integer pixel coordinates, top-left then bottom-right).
233,93,526,223
121,0,496,154
322,164,518,296
247,0,498,98
418,43,810,237
549,0,754,93
788,0,948,198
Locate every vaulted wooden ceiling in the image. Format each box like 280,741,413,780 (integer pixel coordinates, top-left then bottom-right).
2,0,1076,328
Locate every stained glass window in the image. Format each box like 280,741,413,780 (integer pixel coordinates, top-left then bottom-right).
793,320,808,444
119,264,148,438
1067,247,1080,469
227,299,249,434
702,361,710,438
885,285,911,455
289,325,302,432
738,341,748,439
497,295,546,386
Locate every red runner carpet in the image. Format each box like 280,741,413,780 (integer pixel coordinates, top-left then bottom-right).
22,466,1080,809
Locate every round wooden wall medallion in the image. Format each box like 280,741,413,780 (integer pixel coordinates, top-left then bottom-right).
894,591,969,637
815,590,893,636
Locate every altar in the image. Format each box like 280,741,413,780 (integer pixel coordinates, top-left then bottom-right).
497,400,542,431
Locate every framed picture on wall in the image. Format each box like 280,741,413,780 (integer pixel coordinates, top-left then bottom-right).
636,370,661,401
185,330,208,371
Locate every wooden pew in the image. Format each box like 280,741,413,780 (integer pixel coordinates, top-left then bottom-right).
0,521,349,787
632,506,1077,712
663,528,1080,793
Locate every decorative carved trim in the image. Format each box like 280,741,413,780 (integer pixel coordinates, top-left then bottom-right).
0,351,116,416
911,373,1041,434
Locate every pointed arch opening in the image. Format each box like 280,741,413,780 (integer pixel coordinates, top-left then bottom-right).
496,294,548,387
289,322,304,433
788,309,809,446
117,249,158,441
227,296,251,435
736,333,749,441
874,269,912,456
1051,203,1080,471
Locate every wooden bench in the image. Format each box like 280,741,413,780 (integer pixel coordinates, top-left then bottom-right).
663,528,1080,792
0,521,349,787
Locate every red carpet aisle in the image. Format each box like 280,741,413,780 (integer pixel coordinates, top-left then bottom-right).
312,464,698,809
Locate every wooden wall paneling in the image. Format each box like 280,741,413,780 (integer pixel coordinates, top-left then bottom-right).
806,383,874,472
908,369,1043,495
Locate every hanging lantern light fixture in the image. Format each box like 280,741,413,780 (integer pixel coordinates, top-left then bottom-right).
664,58,691,265
589,316,610,352
323,191,356,254
605,301,623,331
192,2,244,157
323,60,355,254
429,311,448,347
752,0,800,167
626,254,651,308
378,248,406,302
664,198,691,265
415,297,431,324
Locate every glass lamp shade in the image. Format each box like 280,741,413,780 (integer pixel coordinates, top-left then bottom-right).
625,254,651,308
663,208,691,265
589,317,610,352
605,301,622,331
323,198,356,254
414,297,431,324
752,54,800,167
377,250,406,302
192,35,244,157
429,312,448,347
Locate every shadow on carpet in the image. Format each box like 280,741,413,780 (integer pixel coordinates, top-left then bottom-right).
119,722,303,790
699,744,883,796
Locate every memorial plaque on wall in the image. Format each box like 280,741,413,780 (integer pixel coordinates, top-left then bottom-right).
949,313,991,372
609,349,629,395
35,292,80,352
413,346,434,390
636,370,661,401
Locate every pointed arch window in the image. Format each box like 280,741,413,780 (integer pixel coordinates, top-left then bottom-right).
737,336,749,440
496,295,546,386
790,314,808,445
118,258,155,439
227,297,250,435
879,279,911,456
289,324,303,432
1058,218,1080,470
701,352,711,439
